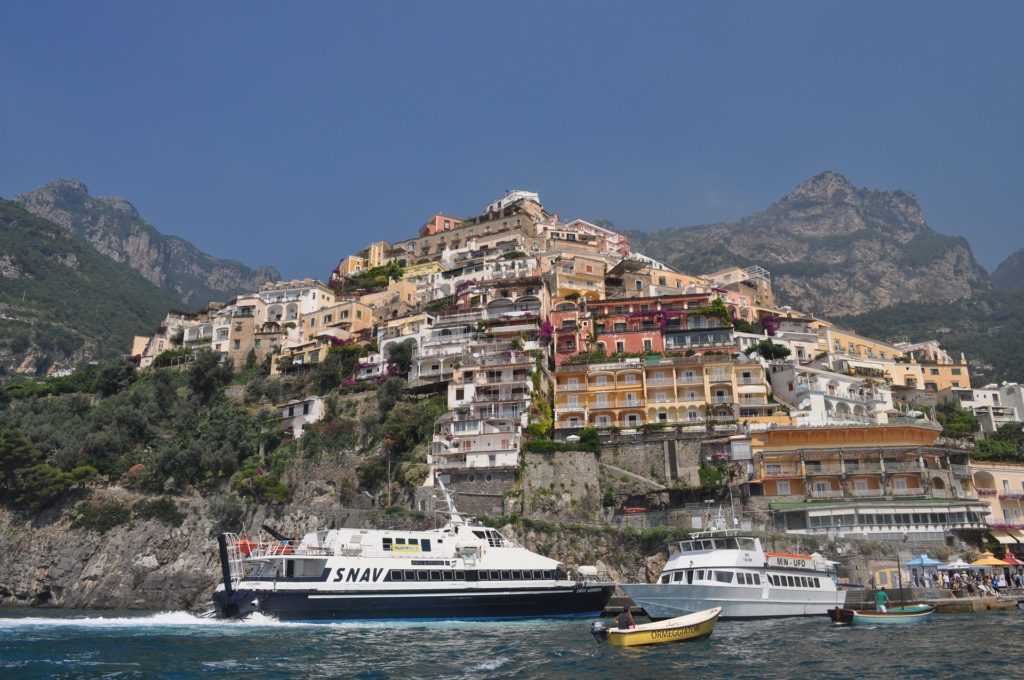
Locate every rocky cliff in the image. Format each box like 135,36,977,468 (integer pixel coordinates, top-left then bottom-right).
15,179,280,308
627,172,991,317
992,248,1024,293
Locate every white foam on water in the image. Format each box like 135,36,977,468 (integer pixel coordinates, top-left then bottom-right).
470,656,512,672
0,610,298,630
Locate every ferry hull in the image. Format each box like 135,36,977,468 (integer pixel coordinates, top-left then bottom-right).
212,584,616,622
621,583,846,620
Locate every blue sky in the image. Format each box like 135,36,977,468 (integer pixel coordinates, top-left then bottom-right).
1,1,1021,280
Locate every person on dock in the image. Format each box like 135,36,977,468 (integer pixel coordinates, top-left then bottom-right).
875,587,890,613
617,605,635,630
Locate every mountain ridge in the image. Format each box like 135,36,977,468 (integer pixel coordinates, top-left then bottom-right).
626,171,991,317
15,179,280,308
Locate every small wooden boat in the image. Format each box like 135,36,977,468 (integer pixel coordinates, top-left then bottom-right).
591,607,721,646
829,603,935,625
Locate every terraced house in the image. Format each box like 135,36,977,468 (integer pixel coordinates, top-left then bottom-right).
743,421,989,541
552,354,772,430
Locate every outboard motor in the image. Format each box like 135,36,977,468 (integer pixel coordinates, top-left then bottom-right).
590,620,610,644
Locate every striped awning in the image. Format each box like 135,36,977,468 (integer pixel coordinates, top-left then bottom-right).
988,529,1018,544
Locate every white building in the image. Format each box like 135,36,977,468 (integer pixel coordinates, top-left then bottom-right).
769,363,895,426
279,396,324,439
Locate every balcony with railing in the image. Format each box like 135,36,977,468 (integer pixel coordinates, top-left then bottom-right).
804,464,845,475
677,376,704,385
711,396,734,404
950,464,971,477
844,462,884,474
891,486,926,496
809,488,845,499
851,488,885,498
556,383,587,392
884,461,923,473
763,465,801,478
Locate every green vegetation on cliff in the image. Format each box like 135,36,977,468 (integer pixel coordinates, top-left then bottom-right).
0,200,182,374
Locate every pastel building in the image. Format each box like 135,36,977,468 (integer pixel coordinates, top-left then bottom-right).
745,423,988,541
552,354,772,430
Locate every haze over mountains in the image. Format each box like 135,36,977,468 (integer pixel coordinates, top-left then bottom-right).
1,173,1022,381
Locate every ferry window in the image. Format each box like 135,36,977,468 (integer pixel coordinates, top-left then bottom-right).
430,571,441,581
695,570,704,580
390,570,403,581
473,531,486,539
491,571,501,580
421,539,431,552
814,578,820,588
715,571,733,584
673,572,683,582
501,571,511,580
409,538,419,547
404,570,415,580
543,571,553,579
382,538,393,551
417,571,428,581
661,575,670,584
723,538,739,550
455,571,465,580
738,538,756,551
443,571,454,581
752,574,760,586
395,538,406,546
512,571,522,580
787,576,796,587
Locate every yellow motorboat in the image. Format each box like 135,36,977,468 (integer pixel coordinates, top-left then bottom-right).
590,607,721,647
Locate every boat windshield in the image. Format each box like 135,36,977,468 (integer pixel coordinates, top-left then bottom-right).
673,537,758,553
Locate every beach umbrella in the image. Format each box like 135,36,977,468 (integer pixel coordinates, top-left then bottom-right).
1001,551,1024,566
904,554,941,567
970,552,1009,567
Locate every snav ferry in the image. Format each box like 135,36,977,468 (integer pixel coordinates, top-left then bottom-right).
619,531,846,619
210,485,615,621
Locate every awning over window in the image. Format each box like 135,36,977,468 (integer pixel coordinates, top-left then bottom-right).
988,529,1018,544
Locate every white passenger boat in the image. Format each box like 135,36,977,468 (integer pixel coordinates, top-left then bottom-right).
210,483,615,622
620,531,846,619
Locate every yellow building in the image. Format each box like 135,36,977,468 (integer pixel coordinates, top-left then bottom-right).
745,423,988,540
302,300,373,341
549,254,606,301
333,240,391,277
552,355,772,429
972,461,1024,536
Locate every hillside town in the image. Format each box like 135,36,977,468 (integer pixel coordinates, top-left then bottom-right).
130,189,1024,556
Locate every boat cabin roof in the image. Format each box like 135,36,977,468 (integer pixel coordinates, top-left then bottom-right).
669,536,761,554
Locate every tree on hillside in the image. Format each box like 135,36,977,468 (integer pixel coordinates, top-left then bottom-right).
188,349,233,404
386,339,416,377
753,339,791,361
0,429,41,498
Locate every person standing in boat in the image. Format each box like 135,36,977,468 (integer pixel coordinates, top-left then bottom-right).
617,605,635,630
875,587,890,613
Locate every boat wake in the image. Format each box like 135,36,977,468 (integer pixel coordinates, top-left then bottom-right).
0,610,304,630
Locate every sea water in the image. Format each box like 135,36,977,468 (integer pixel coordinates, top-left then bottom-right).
1,608,1022,679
